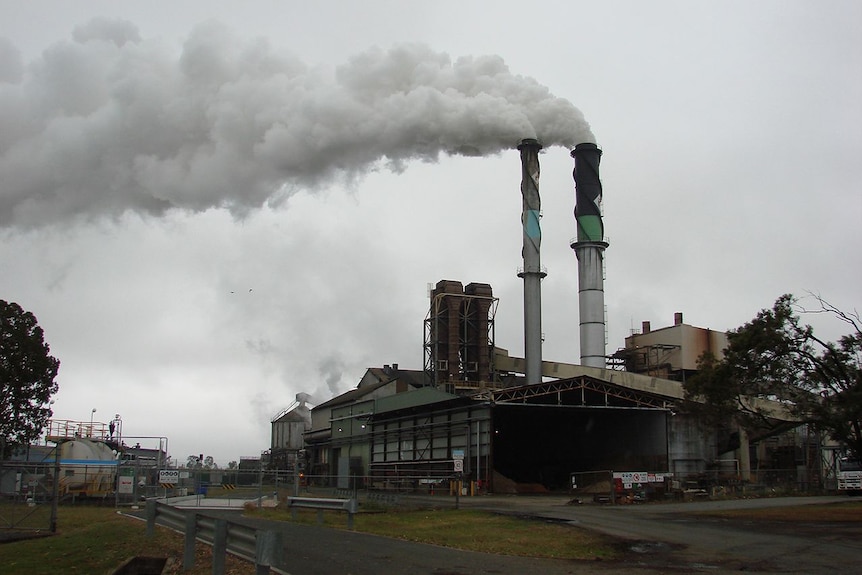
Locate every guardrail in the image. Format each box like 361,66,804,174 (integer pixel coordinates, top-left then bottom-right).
286,496,358,529
145,499,286,574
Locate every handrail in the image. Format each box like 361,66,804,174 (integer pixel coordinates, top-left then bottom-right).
285,496,358,529
146,499,286,574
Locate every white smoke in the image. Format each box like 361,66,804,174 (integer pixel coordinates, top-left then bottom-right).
0,19,594,228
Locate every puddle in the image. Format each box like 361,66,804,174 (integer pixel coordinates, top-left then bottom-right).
629,541,673,554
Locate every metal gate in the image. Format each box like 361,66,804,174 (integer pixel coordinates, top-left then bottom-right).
0,455,58,533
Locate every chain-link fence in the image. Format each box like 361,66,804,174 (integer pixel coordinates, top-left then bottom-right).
0,459,57,534
3,458,831,524
568,470,617,503
676,467,823,496
568,470,675,503
165,470,474,502
568,466,827,504
281,470,481,499
142,468,311,504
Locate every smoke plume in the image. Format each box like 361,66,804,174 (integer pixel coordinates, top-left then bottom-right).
0,19,593,228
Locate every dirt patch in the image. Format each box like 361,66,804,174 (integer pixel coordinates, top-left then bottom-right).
703,499,862,522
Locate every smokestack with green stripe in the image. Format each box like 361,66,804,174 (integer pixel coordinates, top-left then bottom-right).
572,143,604,242
570,143,608,368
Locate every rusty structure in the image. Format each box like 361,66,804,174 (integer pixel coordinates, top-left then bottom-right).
423,280,498,392
610,313,728,381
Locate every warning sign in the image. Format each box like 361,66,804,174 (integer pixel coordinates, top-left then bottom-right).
158,469,179,485
118,476,134,494
613,471,650,488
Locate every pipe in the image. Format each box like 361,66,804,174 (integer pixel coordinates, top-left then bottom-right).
517,138,545,385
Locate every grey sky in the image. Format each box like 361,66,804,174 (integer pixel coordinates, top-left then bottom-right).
1,1,859,465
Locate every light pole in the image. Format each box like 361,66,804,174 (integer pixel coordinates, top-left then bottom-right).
90,408,97,438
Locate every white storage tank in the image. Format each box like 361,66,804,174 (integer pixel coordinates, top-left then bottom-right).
59,438,118,495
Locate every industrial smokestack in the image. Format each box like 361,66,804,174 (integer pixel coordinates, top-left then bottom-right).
517,138,545,385
571,143,608,368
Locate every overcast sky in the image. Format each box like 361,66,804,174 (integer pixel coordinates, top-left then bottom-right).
1,1,859,466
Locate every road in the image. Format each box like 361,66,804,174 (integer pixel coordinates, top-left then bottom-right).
458,494,861,573
166,494,862,574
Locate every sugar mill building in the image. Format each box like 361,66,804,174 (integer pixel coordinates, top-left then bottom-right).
270,141,810,495
294,285,801,494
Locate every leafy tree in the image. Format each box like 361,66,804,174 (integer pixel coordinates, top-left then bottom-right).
184,454,219,469
1,300,60,458
684,294,861,458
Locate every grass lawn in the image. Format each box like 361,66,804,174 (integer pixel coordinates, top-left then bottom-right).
250,505,619,560
0,501,618,574
0,505,249,575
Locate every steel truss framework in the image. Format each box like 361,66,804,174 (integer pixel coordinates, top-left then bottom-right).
478,375,675,410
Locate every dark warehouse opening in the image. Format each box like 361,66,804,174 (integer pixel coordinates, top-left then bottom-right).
492,405,668,490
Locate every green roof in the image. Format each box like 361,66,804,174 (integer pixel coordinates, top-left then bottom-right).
374,387,460,414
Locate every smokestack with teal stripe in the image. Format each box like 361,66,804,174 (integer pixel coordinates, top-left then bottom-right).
571,143,608,368
517,138,545,385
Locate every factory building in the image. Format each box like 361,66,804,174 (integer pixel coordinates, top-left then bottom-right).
303,365,425,486
301,302,776,493
610,313,729,381
266,393,312,470
294,140,807,494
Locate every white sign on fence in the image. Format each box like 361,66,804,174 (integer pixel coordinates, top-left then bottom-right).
158,469,179,485
614,471,649,484
118,476,134,494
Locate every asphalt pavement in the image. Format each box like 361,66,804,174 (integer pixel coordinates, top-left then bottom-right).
456,494,862,573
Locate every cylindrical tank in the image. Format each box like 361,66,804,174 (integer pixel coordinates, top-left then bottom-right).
59,438,118,494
